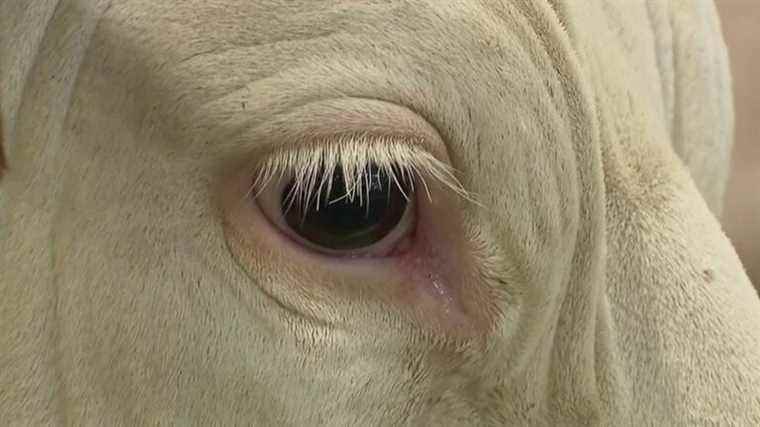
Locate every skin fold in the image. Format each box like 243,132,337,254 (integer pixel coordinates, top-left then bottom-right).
1,1,758,425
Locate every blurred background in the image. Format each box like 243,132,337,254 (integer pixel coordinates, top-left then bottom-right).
716,2,759,292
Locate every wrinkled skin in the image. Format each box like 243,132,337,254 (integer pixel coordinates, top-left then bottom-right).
1,1,759,425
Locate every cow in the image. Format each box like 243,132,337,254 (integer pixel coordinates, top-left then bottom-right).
2,1,759,425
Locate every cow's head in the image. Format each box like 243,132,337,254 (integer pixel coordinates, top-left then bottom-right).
1,1,759,425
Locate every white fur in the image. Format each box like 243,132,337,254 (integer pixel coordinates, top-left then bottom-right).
1,0,758,425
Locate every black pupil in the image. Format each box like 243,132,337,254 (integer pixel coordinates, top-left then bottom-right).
282,164,410,251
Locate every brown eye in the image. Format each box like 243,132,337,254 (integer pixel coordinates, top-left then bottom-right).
281,164,413,253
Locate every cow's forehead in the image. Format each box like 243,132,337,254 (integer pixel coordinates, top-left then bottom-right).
83,1,579,157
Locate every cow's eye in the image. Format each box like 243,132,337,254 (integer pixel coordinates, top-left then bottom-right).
255,163,416,258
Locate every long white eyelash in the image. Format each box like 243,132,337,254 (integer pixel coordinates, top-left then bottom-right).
248,133,478,214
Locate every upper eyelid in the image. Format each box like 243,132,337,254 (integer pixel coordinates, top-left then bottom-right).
203,96,482,209
204,97,445,161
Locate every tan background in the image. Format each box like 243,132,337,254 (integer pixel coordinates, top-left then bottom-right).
716,1,760,291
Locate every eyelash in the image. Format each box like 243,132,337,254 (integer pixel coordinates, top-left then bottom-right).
245,133,475,211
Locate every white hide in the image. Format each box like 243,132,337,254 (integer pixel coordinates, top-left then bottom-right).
1,1,759,425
